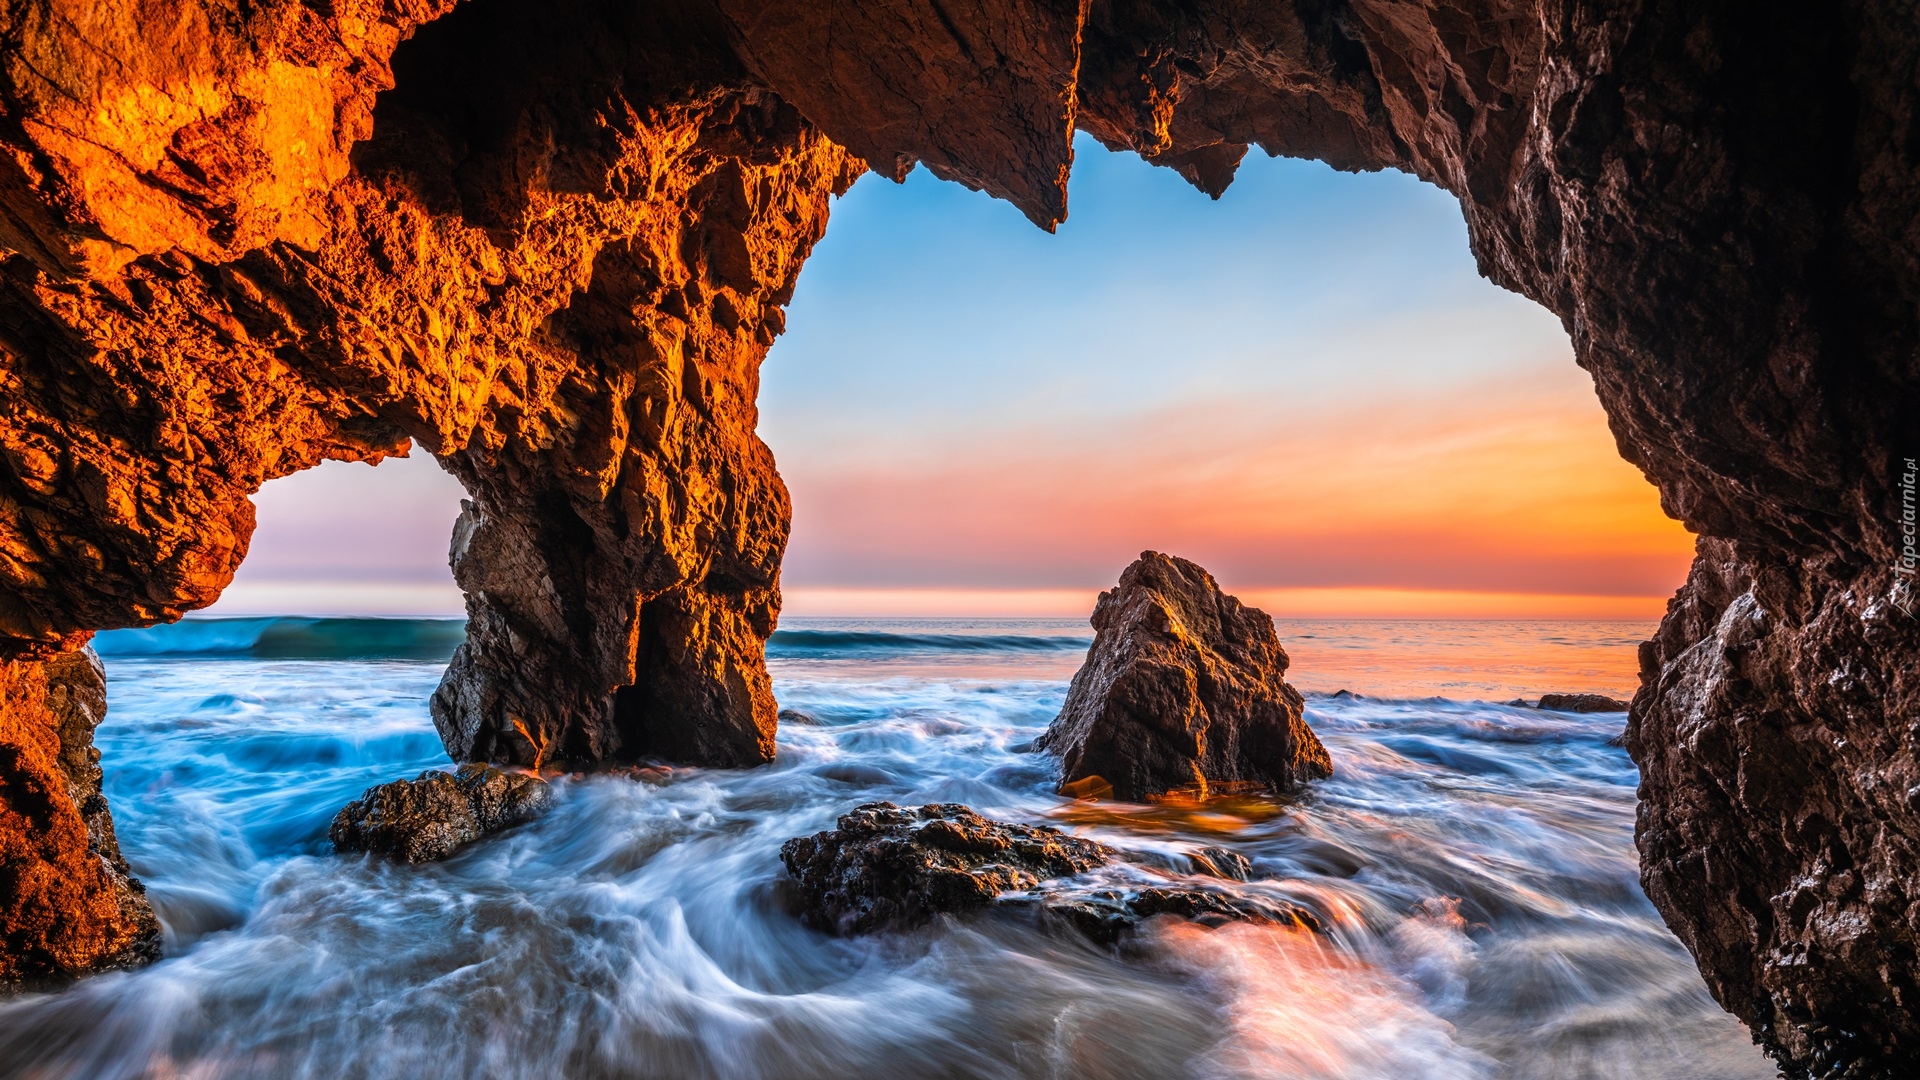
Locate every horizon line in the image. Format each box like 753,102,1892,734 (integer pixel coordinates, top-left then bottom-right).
200,582,1675,621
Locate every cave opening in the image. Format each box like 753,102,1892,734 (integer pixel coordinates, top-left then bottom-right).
204,450,469,621
760,138,1694,623
0,0,1911,1073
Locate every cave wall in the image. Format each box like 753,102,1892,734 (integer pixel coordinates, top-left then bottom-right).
0,0,1915,1073
0,0,857,985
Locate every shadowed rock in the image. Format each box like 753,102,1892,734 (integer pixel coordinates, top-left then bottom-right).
1027,886,1318,947
1536,694,1630,713
331,764,552,864
780,802,1109,935
1037,552,1332,801
780,802,1316,943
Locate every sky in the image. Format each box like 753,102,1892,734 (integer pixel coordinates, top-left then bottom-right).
209,138,1696,620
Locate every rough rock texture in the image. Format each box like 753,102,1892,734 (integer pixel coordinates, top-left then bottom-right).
1537,694,1630,713
1629,539,1920,1076
779,802,1315,941
0,0,1913,1069
0,646,158,987
1038,552,1332,801
330,763,552,863
781,802,1111,935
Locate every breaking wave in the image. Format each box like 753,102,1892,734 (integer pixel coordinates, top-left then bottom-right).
92,617,467,661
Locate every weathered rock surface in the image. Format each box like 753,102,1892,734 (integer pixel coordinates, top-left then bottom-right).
331,763,552,863
1038,552,1332,801
0,646,158,987
779,802,1316,942
781,802,1109,935
0,1,1911,1070
1536,694,1630,713
1630,539,1920,1075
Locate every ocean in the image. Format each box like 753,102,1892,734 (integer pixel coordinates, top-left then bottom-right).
0,617,1774,1079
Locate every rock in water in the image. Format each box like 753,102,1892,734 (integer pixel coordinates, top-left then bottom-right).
331,765,552,863
0,647,160,989
781,802,1111,935
1038,552,1331,801
1536,693,1630,713
780,802,1317,942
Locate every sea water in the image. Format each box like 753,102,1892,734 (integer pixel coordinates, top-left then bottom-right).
0,618,1775,1079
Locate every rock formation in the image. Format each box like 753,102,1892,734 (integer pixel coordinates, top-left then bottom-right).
1038,552,1332,801
782,802,1111,935
331,763,552,863
0,1,1911,1071
779,801,1316,942
1535,694,1630,713
1630,540,1920,1075
0,647,158,988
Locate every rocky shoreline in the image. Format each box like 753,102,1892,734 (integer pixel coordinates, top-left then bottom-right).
778,802,1319,945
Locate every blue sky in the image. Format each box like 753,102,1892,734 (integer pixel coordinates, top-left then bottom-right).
214,139,1690,618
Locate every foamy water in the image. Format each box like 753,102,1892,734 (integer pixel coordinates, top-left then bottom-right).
1,619,1773,1078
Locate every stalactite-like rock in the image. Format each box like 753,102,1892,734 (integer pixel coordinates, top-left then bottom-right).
0,1,1914,1071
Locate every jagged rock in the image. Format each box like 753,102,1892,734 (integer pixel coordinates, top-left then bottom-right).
780,802,1111,935
1027,886,1319,947
331,764,552,864
1630,539,1920,1074
1188,846,1253,881
0,1,1911,1068
1037,552,1332,801
779,802,1315,943
0,645,160,988
1535,694,1631,713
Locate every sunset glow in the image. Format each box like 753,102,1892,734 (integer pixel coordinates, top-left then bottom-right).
216,141,1695,620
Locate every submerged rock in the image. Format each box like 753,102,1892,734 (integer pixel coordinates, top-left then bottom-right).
1037,552,1332,801
1027,886,1318,947
779,802,1317,942
1535,694,1630,713
331,764,552,863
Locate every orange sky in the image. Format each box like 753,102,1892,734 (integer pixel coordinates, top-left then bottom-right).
776,361,1694,619
216,146,1697,621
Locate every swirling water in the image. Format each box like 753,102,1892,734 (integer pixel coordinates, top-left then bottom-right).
2,618,1775,1079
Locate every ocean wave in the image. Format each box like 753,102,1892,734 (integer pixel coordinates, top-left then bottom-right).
766,629,1091,657
92,617,466,661
90,620,1089,664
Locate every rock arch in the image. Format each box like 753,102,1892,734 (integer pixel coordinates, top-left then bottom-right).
0,0,1914,1073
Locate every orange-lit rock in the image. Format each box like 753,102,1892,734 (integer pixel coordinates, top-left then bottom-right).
0,645,158,988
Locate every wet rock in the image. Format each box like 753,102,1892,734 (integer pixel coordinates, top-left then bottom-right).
1536,694,1630,713
331,764,552,864
1188,846,1253,881
780,802,1316,944
0,646,160,989
1037,552,1332,801
780,802,1110,935
1026,887,1319,947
